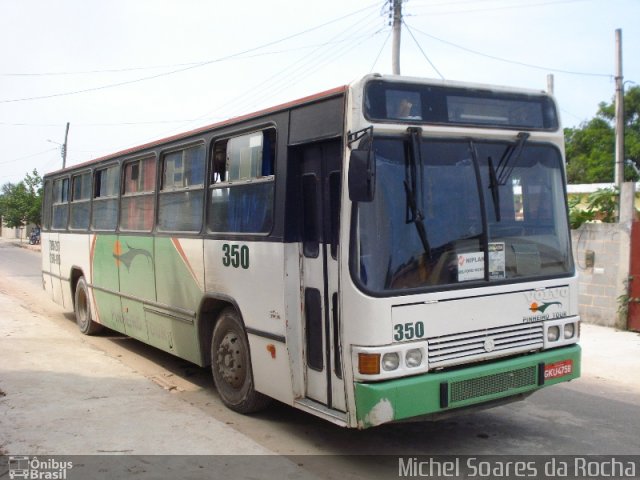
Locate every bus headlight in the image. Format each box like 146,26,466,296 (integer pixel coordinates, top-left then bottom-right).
405,349,423,368
352,342,429,381
564,323,575,339
543,317,580,349
547,326,560,342
382,352,400,371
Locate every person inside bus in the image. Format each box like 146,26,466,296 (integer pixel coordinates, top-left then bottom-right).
391,97,422,120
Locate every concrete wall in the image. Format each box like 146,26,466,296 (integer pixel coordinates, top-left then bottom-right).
572,224,630,328
570,182,635,329
0,218,36,241
0,222,24,241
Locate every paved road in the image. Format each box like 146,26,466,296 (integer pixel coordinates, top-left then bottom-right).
1,239,639,479
0,241,43,287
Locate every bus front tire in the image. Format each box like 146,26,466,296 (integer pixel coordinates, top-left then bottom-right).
74,277,102,335
211,308,271,414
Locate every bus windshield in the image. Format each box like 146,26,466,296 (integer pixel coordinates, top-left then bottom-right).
352,136,573,294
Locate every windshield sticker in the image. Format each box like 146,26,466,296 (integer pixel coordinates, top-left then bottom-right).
457,252,485,281
489,242,506,279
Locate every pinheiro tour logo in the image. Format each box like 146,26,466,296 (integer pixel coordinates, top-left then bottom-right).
8,456,73,479
529,301,562,313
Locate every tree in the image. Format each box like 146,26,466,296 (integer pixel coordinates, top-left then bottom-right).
565,85,640,184
565,117,614,183
23,169,43,226
0,169,43,229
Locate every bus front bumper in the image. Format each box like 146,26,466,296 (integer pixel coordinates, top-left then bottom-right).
354,344,581,428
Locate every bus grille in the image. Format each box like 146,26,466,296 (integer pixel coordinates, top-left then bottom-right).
449,366,538,403
428,323,543,368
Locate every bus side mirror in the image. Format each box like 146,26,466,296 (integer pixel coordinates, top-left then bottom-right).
348,149,376,202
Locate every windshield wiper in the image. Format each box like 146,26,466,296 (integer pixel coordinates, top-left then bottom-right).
488,156,501,222
488,132,530,222
496,132,530,185
404,127,431,259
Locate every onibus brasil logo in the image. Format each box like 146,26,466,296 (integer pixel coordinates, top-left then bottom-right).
8,456,73,479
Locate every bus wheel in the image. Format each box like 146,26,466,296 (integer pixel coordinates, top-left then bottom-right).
74,277,102,335
211,308,271,413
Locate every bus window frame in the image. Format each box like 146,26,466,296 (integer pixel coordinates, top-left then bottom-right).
206,127,277,236
92,162,121,232
69,169,92,231
120,154,157,233
43,179,53,230
51,175,70,231
157,141,206,234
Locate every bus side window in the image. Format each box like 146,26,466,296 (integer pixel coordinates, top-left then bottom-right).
158,144,205,232
208,129,275,234
52,177,69,230
43,180,52,230
69,172,91,230
93,165,119,231
211,141,227,184
121,156,156,231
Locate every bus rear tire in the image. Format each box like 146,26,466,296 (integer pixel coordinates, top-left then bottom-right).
74,277,102,335
211,308,271,414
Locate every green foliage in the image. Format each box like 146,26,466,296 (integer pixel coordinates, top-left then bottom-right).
617,276,640,319
587,186,619,222
568,195,595,229
565,85,640,184
0,169,43,228
565,118,615,183
568,187,619,229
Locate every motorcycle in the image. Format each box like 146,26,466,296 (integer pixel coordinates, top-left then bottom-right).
28,228,40,245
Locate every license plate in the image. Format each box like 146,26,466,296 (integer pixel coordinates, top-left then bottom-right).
544,360,573,380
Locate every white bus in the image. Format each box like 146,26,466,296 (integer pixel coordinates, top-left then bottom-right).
41,74,580,428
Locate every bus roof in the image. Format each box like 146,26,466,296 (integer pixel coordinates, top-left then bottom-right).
46,84,348,177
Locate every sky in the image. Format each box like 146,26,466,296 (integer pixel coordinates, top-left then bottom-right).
1,0,638,185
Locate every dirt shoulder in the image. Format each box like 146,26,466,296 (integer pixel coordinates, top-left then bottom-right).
0,286,277,456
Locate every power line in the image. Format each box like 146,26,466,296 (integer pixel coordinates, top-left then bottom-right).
0,34,384,78
0,63,200,77
0,148,58,166
0,122,62,127
177,10,384,127
0,2,381,104
248,26,385,114
406,22,612,78
403,21,444,79
408,0,594,15
0,22,381,128
93,8,385,154
219,15,384,118
0,119,202,127
370,30,393,73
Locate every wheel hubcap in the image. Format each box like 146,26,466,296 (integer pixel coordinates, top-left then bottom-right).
216,332,244,388
77,290,88,326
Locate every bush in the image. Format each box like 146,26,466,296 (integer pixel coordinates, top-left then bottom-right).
569,187,618,229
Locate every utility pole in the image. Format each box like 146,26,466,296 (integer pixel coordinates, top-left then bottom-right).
62,122,69,169
391,0,402,75
614,28,624,187
546,74,554,95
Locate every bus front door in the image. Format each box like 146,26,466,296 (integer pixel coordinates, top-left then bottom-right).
299,139,345,412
